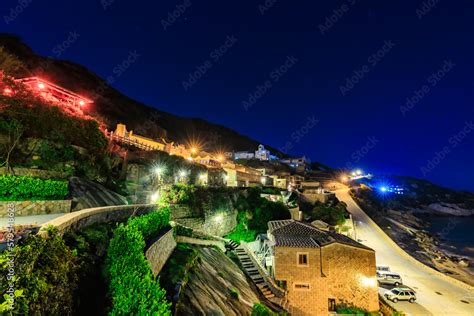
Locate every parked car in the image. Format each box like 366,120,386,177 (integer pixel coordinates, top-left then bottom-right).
376,265,390,272
377,271,403,286
384,288,417,303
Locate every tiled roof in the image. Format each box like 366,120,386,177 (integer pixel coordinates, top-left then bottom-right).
268,220,373,251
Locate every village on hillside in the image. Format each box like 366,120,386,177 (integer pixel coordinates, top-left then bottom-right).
1,64,473,316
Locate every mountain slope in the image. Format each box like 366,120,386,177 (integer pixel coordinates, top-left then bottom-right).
0,33,285,155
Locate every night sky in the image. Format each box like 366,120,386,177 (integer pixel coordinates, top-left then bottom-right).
2,1,474,192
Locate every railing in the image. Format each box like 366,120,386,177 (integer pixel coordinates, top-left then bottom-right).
241,241,287,298
108,133,160,151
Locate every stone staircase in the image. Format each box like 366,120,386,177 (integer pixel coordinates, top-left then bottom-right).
227,240,239,250
234,246,290,312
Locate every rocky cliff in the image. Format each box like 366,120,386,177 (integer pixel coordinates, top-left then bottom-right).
175,247,260,316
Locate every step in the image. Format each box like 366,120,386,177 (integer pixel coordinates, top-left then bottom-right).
254,278,265,284
264,293,275,299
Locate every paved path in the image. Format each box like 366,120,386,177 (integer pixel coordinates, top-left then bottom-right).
335,189,474,316
0,213,66,228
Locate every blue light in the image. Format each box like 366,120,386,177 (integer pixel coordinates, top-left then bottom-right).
380,186,388,193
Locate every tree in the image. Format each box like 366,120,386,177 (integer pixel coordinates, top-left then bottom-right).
0,46,26,76
311,201,347,226
0,118,23,174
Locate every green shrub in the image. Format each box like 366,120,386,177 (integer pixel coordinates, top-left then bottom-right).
251,303,277,316
336,307,368,315
0,175,68,200
105,209,172,315
0,229,78,315
310,200,347,226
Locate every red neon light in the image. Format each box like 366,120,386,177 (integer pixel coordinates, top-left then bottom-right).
15,77,93,108
3,88,12,95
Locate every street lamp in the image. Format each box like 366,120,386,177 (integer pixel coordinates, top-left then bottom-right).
150,192,160,203
154,166,164,176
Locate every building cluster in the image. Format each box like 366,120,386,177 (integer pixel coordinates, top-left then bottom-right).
109,124,319,190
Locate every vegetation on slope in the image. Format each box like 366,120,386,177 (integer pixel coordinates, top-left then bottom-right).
105,209,171,315
226,187,290,242
0,223,115,315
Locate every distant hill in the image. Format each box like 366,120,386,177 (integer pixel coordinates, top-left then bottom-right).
357,175,474,210
0,33,286,156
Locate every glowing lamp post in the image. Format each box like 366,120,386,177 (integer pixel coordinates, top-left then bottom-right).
199,173,207,186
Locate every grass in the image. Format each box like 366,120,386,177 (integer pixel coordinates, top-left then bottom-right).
225,228,257,243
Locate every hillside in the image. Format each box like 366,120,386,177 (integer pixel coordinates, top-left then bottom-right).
0,33,285,155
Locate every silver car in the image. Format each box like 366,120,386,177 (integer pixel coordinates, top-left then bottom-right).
384,288,417,303
377,271,403,286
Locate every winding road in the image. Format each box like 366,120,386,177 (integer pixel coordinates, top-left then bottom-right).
335,189,474,316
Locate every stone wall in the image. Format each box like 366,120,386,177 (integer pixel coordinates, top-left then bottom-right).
169,204,237,236
322,243,379,313
145,228,177,276
0,200,71,218
273,244,378,315
38,204,156,236
300,191,335,204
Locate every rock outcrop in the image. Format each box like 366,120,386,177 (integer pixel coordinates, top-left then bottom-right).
175,247,260,315
69,177,128,211
427,203,474,216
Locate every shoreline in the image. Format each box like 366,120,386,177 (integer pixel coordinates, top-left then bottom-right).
387,214,474,287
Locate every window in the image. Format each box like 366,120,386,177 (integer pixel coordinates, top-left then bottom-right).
294,283,310,290
297,253,309,266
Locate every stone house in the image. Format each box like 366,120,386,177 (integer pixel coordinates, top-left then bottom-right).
255,220,379,315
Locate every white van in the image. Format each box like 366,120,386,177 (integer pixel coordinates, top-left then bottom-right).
377,271,403,286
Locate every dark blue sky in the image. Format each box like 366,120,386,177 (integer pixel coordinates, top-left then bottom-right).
2,0,474,192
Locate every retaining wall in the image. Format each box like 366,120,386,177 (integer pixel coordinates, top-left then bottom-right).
0,200,71,218
146,228,177,276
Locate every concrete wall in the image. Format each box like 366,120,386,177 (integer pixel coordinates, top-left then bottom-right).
273,244,378,315
145,228,177,276
0,200,71,218
38,204,157,236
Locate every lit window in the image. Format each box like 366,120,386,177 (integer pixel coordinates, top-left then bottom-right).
297,253,308,266
294,283,310,290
